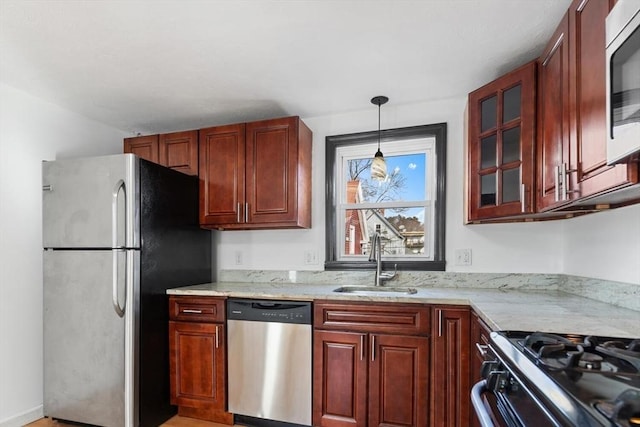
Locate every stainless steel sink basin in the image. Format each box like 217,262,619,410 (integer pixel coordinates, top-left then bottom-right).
333,285,418,295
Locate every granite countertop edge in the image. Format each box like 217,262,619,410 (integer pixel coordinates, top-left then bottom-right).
167,282,640,339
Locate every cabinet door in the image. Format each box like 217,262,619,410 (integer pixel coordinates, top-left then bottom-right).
369,334,429,427
431,307,471,427
537,12,573,211
245,116,312,227
470,312,491,427
313,330,368,427
570,0,638,199
468,61,536,221
159,130,198,176
124,134,159,163
168,321,226,411
198,124,245,226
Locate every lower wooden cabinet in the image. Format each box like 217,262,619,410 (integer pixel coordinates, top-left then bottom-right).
166,297,475,427
431,306,472,427
168,296,233,424
313,330,368,426
313,301,430,427
470,311,492,427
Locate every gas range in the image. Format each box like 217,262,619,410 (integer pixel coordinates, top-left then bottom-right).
472,331,640,427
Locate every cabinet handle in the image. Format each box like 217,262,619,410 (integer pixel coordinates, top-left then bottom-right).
215,325,219,349
561,163,579,201
245,203,249,223
360,335,364,361
181,309,202,314
371,335,375,362
520,184,526,213
438,310,443,337
237,203,241,223
554,165,560,202
476,343,488,358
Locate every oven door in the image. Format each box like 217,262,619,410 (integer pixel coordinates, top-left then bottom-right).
471,378,563,427
471,380,514,427
606,0,640,164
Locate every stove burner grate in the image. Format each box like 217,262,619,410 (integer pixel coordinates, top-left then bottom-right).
595,389,640,427
519,332,640,375
598,340,640,372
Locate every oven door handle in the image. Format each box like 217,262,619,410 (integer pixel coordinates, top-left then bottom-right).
471,379,495,427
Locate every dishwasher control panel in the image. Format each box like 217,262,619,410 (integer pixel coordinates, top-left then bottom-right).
227,298,312,324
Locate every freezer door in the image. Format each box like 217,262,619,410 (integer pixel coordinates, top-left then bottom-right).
42,154,140,249
44,249,140,427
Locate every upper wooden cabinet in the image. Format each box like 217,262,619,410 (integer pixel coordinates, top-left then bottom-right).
467,61,537,221
159,130,199,176
199,116,312,230
467,0,638,222
124,130,198,176
537,11,573,212
568,0,638,201
124,134,159,163
537,0,638,212
538,0,638,212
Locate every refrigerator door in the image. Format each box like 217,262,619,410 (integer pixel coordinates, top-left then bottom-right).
44,249,140,427
42,154,140,249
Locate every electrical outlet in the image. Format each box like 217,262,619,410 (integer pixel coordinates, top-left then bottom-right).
304,250,318,265
454,248,472,266
234,250,243,265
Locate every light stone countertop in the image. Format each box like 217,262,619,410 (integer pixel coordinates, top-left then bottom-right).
167,282,640,338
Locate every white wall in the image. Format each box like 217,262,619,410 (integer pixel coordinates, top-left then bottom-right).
563,204,640,284
0,83,128,426
216,97,565,275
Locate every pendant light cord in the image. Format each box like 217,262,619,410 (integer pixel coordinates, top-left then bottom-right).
371,95,388,155
377,102,381,151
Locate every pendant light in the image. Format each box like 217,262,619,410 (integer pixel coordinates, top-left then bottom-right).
370,95,389,181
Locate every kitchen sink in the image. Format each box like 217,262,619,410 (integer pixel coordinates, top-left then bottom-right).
333,285,418,295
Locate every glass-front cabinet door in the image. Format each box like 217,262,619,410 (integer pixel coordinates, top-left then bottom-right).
467,60,536,222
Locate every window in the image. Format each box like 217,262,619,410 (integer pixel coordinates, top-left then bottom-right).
325,123,446,271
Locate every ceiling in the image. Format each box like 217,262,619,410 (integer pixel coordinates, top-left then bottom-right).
0,0,571,135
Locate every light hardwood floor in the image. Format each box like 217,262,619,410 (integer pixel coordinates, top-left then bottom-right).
27,415,240,427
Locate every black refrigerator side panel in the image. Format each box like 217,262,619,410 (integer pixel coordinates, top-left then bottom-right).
138,159,212,427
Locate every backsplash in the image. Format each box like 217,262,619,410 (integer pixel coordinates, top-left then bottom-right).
218,270,640,312
560,275,640,312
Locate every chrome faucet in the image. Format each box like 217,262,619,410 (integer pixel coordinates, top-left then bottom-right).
368,229,397,286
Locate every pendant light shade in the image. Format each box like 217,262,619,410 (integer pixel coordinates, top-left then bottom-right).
370,96,389,181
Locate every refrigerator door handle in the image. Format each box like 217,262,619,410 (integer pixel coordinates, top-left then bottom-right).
112,179,126,249
112,249,126,317
111,179,127,317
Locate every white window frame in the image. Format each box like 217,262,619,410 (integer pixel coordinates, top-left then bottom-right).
335,138,436,261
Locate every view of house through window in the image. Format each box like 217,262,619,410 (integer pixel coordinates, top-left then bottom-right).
325,123,446,271
339,144,432,260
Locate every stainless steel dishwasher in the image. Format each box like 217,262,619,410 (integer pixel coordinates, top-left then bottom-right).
227,298,312,426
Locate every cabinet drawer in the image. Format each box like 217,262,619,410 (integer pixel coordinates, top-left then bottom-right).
314,300,430,335
169,296,226,323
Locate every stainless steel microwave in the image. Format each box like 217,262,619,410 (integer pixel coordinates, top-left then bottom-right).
606,0,640,165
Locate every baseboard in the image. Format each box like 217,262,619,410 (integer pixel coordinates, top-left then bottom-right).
0,405,43,427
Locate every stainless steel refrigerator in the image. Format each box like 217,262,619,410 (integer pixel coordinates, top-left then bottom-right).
42,154,212,427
